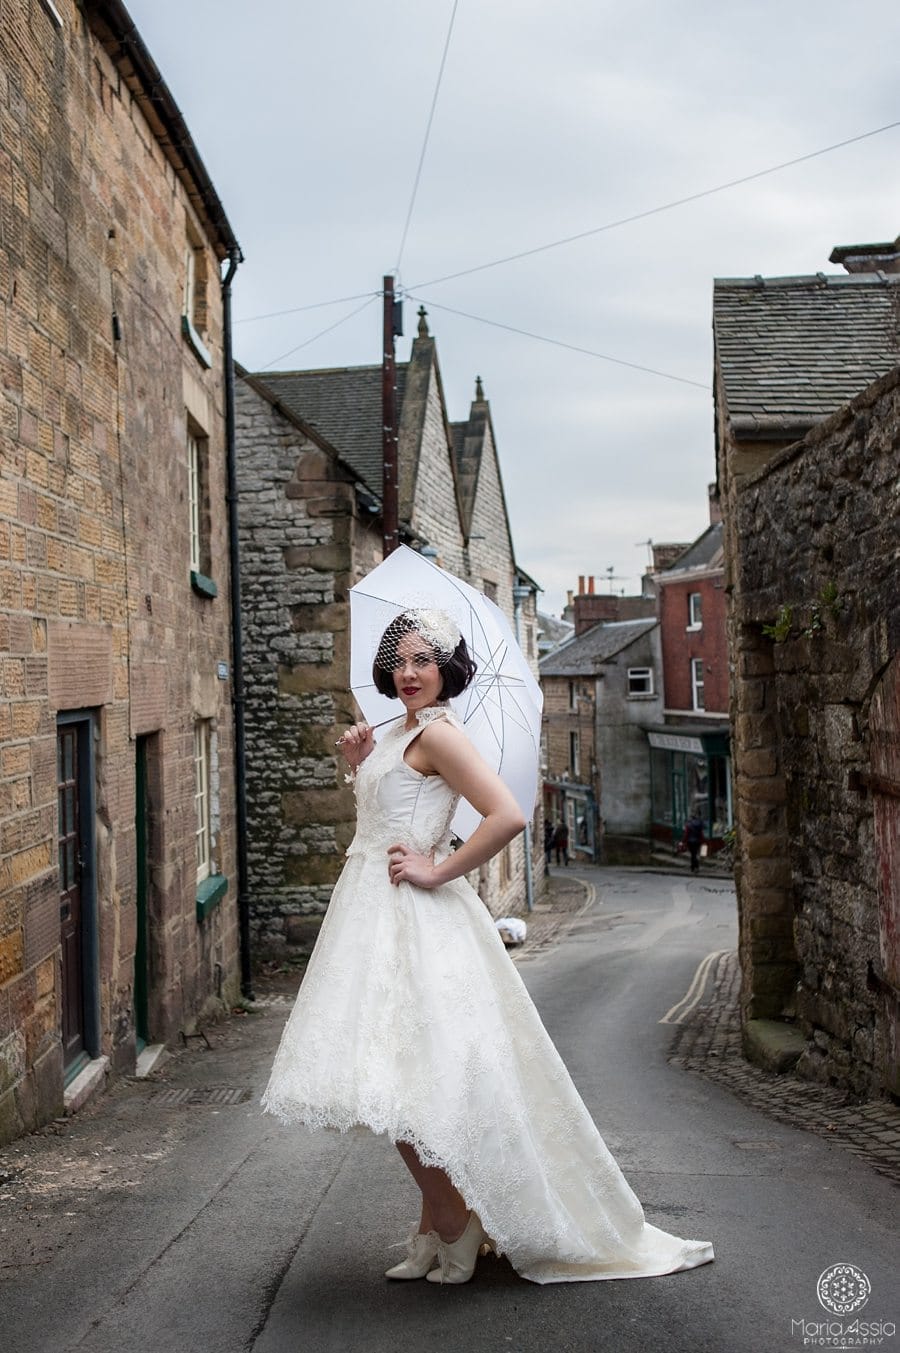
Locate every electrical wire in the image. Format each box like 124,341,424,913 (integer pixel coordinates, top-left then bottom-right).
406,294,709,389
234,291,380,325
395,0,460,277
259,295,379,371
408,118,900,290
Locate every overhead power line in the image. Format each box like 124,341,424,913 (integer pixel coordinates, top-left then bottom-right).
395,0,461,276
406,294,709,389
259,295,378,371
408,118,900,290
234,291,379,325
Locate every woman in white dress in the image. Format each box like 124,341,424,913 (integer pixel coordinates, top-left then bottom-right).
261,609,714,1286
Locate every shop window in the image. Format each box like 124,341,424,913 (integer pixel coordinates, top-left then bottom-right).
628,667,654,696
690,658,705,711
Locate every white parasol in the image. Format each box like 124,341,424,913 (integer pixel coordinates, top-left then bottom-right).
348,545,543,840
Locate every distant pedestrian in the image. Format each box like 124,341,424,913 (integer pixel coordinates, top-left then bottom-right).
681,813,705,873
553,821,569,867
543,820,554,874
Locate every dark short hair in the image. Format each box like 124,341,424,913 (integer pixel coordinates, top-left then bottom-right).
372,613,477,700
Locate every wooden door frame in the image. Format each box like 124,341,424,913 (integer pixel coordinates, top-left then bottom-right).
57,711,101,1080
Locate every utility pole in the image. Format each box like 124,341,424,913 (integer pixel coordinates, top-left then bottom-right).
381,275,402,557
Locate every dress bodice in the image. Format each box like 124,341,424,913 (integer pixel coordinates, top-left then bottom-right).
347,705,461,861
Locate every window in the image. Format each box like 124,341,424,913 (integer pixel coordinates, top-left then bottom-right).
628,667,654,695
188,430,201,572
194,720,212,883
569,730,580,778
690,658,705,711
483,579,498,602
182,231,211,367
688,592,703,629
568,681,577,711
187,420,216,595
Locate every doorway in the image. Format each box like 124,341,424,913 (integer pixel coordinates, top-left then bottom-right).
57,713,99,1082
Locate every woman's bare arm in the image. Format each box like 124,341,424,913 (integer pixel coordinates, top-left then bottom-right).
388,720,527,889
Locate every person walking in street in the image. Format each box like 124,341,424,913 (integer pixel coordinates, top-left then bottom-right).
553,820,569,867
543,819,554,875
261,605,714,1286
681,812,705,873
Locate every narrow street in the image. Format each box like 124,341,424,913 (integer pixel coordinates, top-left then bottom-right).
2,868,897,1353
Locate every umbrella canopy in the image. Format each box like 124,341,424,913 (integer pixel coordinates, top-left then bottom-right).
348,545,543,840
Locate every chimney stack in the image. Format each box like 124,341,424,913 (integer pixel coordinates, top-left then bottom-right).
578,575,585,595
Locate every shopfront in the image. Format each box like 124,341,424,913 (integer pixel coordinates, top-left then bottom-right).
542,779,597,861
647,727,732,849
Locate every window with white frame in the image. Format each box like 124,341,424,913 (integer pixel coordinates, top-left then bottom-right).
569,730,580,778
627,666,654,695
690,658,705,711
188,429,202,572
568,681,577,711
688,592,703,629
194,720,212,883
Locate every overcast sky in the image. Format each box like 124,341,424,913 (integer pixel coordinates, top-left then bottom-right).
128,0,900,614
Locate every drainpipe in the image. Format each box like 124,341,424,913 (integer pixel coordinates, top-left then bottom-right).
222,244,253,1000
512,585,535,913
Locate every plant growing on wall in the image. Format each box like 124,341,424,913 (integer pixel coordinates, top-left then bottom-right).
762,585,843,643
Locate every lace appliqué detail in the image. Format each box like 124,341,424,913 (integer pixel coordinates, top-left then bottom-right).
414,703,453,727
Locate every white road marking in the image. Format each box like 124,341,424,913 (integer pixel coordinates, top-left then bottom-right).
659,948,730,1024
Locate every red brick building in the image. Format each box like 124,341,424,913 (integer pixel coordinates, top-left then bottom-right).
648,510,732,847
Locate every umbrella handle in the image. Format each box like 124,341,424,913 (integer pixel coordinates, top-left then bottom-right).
334,714,405,747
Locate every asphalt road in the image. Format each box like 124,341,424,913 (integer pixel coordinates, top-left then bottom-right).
2,867,897,1353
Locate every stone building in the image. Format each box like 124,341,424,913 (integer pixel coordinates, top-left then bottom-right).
540,617,662,863
0,0,242,1143
235,310,542,947
648,511,731,849
714,257,900,1096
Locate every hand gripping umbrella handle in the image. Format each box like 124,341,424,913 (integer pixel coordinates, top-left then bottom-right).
334,714,405,747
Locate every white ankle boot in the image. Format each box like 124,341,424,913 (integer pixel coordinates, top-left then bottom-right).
426,1211,493,1284
384,1228,440,1279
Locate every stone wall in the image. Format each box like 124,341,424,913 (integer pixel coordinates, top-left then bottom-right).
235,376,381,948
0,0,238,1143
728,366,900,1096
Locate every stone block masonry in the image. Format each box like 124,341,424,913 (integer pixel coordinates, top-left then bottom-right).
0,0,240,1144
727,367,900,1098
235,379,382,948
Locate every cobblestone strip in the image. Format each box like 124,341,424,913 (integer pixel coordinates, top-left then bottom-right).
668,952,900,1187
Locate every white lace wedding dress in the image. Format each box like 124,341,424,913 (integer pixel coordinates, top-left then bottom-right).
261,706,714,1283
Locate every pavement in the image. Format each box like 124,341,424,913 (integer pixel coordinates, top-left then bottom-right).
1,865,897,1353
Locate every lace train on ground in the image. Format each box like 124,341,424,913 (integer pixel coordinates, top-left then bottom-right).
261,707,714,1283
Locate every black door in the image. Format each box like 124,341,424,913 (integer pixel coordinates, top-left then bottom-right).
58,724,84,1069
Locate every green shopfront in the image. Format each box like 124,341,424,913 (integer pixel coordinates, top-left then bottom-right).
648,726,732,849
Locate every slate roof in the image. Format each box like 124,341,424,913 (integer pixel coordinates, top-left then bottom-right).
660,522,724,575
252,365,409,496
713,273,900,438
539,619,657,677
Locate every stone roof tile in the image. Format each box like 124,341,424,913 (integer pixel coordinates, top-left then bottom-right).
713,273,900,435
539,618,657,677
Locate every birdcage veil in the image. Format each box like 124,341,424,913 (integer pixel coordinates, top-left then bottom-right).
371,605,465,671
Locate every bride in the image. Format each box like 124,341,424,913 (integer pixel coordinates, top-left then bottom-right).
261,607,714,1286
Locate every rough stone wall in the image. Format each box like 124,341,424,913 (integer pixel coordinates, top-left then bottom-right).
401,341,466,578
729,366,900,1096
596,628,663,846
235,378,382,947
658,572,728,713
0,0,238,1144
